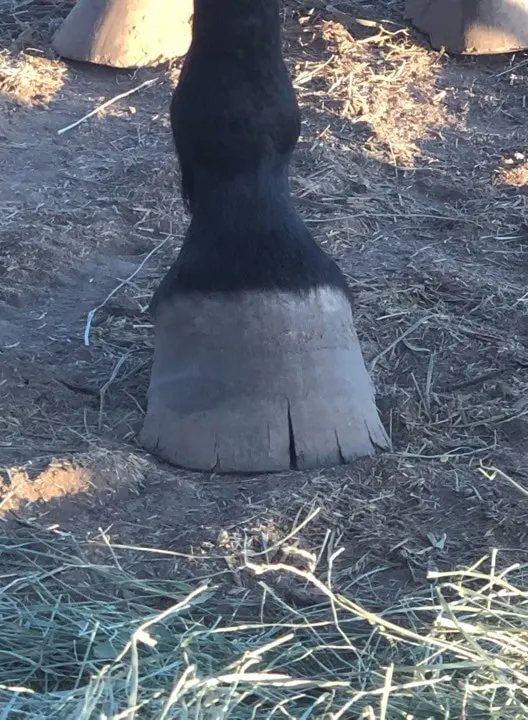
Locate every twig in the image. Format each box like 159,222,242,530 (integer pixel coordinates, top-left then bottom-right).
479,465,528,500
494,59,528,78
392,443,497,461
83,235,171,346
98,352,134,429
57,79,158,135
369,315,439,371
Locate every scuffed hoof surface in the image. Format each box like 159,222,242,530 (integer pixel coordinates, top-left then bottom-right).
140,288,390,473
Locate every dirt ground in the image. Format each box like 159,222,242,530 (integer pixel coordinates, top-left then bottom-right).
0,0,527,609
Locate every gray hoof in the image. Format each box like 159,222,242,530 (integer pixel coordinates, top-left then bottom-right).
140,287,390,473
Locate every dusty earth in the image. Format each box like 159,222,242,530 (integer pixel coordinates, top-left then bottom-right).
0,0,527,610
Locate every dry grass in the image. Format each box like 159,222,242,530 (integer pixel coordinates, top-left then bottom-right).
0,50,66,105
0,520,527,718
0,0,528,717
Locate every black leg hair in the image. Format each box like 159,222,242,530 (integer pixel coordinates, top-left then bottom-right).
151,0,352,311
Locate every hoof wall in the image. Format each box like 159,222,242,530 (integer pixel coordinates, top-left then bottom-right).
406,0,528,55
141,289,390,473
52,0,193,69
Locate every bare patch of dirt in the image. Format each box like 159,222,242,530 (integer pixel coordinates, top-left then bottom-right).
0,460,89,514
0,1,527,610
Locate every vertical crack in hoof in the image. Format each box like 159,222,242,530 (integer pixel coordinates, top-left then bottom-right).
287,401,298,471
212,436,221,473
334,429,346,465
